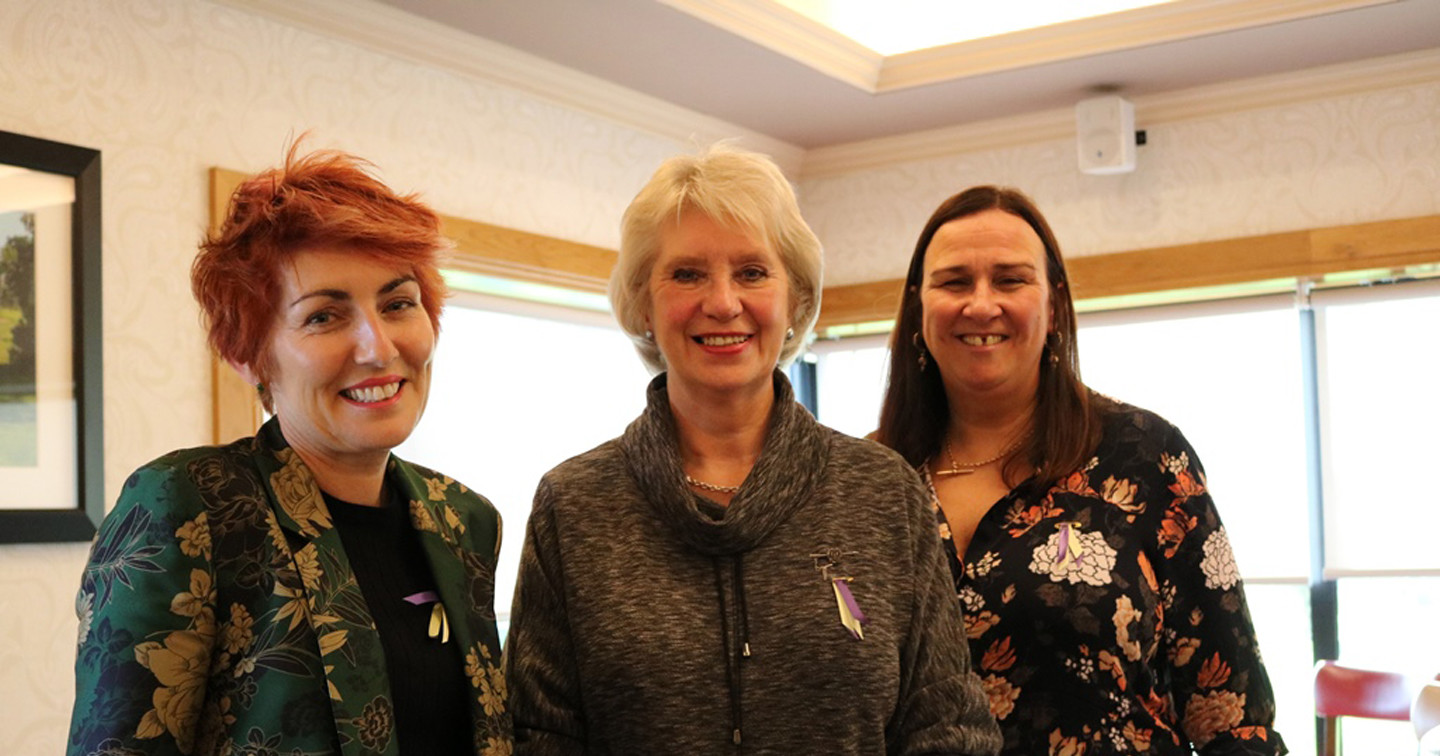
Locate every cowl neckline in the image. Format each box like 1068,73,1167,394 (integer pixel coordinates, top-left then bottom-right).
618,370,831,557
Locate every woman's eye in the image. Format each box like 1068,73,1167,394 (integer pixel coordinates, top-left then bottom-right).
672,268,702,283
384,297,418,313
303,310,334,327
738,266,768,283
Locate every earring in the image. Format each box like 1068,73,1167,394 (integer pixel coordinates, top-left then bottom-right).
644,329,654,341
785,327,795,342
255,383,265,392
1047,332,1062,365
912,331,928,372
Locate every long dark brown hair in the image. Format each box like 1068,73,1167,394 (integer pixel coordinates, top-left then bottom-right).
873,186,1107,489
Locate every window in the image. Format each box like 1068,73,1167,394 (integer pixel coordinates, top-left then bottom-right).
809,333,890,437
1314,280,1440,577
394,293,652,634
1314,280,1440,753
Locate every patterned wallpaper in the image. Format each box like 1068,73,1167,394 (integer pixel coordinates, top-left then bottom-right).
804,81,1440,285
0,0,1435,752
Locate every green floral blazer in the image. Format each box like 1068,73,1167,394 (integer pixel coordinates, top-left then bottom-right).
68,418,512,756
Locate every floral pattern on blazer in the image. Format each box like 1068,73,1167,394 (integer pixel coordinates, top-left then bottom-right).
933,405,1285,755
68,418,512,756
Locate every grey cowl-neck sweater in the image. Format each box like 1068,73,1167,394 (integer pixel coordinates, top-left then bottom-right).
505,371,1002,756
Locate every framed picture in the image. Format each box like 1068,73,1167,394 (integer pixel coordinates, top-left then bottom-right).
0,130,102,543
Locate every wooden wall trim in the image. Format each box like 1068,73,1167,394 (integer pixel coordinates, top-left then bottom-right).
209,168,264,443
814,213,1440,331
440,215,614,292
212,358,264,444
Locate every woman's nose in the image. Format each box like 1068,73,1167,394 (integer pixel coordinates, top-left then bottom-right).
703,278,742,319
963,284,1001,319
354,312,399,365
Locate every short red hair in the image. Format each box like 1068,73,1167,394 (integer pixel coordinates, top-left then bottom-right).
193,144,449,391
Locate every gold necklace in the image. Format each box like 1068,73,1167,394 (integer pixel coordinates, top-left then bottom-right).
685,474,741,494
936,436,1026,477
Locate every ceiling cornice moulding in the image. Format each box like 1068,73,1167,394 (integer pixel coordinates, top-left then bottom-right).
658,0,1397,94
800,47,1440,179
212,0,807,174
879,0,1398,92
657,0,882,90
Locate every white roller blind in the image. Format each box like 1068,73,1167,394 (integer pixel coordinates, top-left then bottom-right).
1312,278,1440,577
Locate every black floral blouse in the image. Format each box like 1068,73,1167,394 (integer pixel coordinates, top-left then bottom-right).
930,405,1286,755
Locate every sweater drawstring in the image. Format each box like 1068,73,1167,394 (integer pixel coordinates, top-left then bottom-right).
712,555,751,747
733,557,751,659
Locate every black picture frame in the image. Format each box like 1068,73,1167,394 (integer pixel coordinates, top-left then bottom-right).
0,130,103,543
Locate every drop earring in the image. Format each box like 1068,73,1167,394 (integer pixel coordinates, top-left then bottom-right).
912,332,928,371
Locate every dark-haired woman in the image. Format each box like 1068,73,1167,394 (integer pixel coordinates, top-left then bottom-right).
68,147,511,756
875,186,1285,755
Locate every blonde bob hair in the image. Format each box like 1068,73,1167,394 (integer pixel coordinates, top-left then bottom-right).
609,144,823,374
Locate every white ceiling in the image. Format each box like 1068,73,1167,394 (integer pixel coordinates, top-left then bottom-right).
365,0,1440,149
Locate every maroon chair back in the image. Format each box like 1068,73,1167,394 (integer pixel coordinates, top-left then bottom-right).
1315,660,1423,756
1315,660,1416,720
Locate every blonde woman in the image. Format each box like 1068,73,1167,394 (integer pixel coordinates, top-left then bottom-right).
504,146,1000,755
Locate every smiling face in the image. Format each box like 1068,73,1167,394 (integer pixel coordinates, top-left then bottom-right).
257,247,436,470
647,210,790,402
920,208,1053,408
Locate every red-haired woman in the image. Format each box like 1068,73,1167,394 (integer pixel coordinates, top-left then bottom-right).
875,186,1284,755
68,147,511,756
